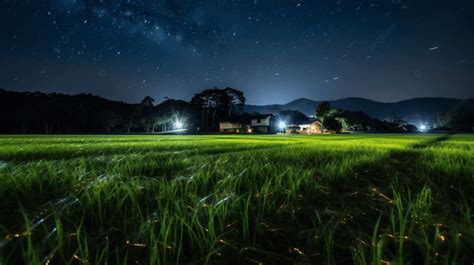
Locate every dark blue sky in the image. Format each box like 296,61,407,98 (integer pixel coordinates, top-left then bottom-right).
0,0,473,104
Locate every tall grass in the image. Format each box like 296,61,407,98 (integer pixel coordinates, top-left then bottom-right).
0,134,472,264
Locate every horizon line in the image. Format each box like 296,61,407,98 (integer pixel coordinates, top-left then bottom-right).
1,87,472,106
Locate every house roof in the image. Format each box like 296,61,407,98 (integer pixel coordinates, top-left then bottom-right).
300,118,321,125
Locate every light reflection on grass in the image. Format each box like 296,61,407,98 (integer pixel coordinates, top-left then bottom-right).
0,133,472,264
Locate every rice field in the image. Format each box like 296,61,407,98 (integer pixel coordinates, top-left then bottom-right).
0,134,473,264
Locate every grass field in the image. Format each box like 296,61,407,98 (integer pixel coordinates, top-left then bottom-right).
0,134,473,264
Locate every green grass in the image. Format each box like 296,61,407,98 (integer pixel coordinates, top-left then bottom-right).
0,134,472,264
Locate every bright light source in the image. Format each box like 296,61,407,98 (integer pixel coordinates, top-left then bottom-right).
419,124,427,132
278,121,287,129
174,120,184,130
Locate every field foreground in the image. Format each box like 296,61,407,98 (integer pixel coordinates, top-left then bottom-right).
0,134,473,264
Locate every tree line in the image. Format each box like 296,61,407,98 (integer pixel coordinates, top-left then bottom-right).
0,87,245,134
315,101,419,133
1,88,470,134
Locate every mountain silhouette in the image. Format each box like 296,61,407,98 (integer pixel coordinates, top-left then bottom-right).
244,97,473,124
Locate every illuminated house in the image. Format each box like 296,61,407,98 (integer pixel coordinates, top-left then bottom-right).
219,114,274,133
286,124,301,133
299,119,323,134
219,121,243,133
250,114,274,133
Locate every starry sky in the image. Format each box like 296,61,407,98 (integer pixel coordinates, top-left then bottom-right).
0,0,473,105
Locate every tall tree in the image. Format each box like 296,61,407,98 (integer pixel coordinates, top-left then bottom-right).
191,87,245,131
315,101,332,134
324,117,342,133
191,88,219,131
133,96,156,132
223,87,246,117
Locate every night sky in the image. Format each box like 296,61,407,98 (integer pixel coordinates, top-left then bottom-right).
1,0,473,105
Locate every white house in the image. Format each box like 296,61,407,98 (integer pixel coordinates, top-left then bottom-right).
250,114,274,133
299,119,323,134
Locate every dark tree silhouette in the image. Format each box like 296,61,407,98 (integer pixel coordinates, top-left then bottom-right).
223,87,246,117
315,101,332,133
191,87,246,131
152,99,199,132
0,89,136,133
435,99,474,131
137,96,156,132
324,117,342,133
1,88,461,134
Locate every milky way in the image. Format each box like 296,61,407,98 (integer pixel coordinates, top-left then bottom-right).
1,0,473,104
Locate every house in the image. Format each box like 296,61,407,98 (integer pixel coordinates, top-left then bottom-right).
250,114,274,133
299,119,323,134
219,114,274,133
219,121,243,133
286,124,301,134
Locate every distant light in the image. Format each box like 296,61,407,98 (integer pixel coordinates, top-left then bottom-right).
278,121,287,130
419,124,427,132
174,120,184,130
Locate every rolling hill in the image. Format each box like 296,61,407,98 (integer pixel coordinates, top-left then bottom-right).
244,97,474,124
